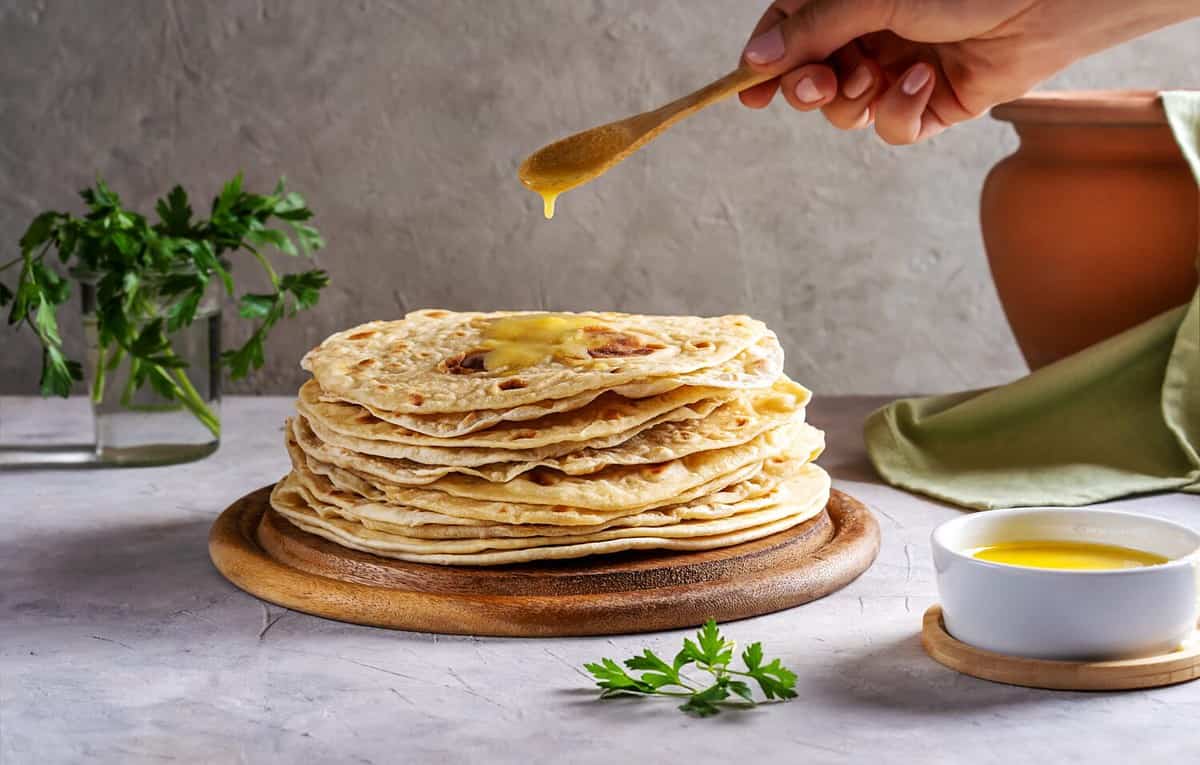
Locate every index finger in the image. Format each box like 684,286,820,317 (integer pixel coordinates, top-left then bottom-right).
738,1,808,108
742,0,892,76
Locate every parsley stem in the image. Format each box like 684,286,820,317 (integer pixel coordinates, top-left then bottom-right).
120,361,139,409
90,343,108,404
648,691,695,698
171,367,220,438
0,254,23,273
247,245,280,289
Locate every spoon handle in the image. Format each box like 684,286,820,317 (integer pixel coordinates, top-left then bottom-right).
634,67,778,132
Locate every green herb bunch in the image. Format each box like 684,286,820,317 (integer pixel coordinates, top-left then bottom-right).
585,619,798,717
0,174,328,437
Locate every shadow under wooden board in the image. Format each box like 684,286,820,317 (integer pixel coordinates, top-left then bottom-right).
209,485,880,637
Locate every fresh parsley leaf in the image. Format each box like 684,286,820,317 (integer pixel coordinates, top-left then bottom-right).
584,658,656,697
156,185,193,236
624,649,684,690
742,641,764,671
280,269,329,312
1,174,327,437
678,680,730,718
40,344,82,397
238,293,278,320
584,619,798,718
728,680,755,703
19,211,61,252
746,657,798,701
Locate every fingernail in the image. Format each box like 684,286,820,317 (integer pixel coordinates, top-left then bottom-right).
794,77,822,103
901,63,932,96
843,64,872,100
743,26,785,65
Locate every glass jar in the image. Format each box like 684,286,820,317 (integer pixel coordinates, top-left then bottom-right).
80,281,222,466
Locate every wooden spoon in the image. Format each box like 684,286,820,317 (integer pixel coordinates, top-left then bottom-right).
519,67,774,218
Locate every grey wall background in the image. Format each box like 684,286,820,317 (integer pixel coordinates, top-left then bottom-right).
2,1,1198,396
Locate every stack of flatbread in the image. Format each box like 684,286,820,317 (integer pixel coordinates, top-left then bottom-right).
270,310,830,566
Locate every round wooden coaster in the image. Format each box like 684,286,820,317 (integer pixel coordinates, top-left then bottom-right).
208,486,880,637
921,605,1200,691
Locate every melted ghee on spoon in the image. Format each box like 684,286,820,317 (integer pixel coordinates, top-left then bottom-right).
519,67,771,219
519,124,635,219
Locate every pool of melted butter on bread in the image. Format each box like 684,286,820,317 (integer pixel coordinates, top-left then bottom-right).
477,314,659,373
969,540,1168,570
479,314,600,372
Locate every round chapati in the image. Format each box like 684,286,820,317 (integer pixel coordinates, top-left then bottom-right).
296,378,733,449
289,378,812,485
288,448,811,538
268,464,830,565
301,310,773,414
287,420,822,515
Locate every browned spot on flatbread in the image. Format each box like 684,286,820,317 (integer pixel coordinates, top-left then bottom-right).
585,329,657,359
440,349,488,374
529,471,556,486
348,331,377,341
498,378,527,390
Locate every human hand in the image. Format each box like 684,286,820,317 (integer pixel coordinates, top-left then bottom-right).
739,0,1199,144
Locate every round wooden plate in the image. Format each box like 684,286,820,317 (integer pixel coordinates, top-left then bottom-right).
922,605,1200,691
209,486,880,636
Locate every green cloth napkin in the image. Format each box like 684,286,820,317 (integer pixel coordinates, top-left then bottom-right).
863,92,1200,509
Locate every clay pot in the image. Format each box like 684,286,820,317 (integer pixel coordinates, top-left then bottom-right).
981,91,1199,370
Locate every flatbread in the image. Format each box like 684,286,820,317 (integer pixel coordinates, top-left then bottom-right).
297,396,725,467
272,464,828,554
291,420,822,513
329,332,784,437
269,464,831,565
300,310,771,414
297,378,733,449
301,445,768,525
288,449,810,538
290,378,811,484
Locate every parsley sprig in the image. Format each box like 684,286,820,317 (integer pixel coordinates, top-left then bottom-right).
584,619,798,717
0,174,327,437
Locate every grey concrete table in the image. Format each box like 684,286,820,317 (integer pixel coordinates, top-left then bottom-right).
2,395,1198,764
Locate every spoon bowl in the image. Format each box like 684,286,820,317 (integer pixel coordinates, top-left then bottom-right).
519,67,773,218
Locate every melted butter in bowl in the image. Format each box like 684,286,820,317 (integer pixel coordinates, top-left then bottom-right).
969,540,1168,570
932,508,1200,660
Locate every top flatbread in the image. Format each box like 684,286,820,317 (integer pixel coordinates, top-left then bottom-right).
301,310,771,413
324,332,786,437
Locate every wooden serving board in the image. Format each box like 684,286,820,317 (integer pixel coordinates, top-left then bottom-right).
922,605,1200,691
209,485,880,637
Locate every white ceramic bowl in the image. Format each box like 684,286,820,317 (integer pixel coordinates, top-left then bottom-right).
932,509,1200,661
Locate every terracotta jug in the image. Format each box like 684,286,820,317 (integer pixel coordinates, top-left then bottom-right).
980,91,1199,370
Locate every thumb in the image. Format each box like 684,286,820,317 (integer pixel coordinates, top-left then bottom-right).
742,0,892,73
